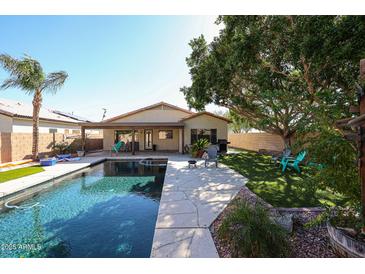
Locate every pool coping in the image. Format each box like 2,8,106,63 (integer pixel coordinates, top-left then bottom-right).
0,156,172,202
0,157,106,203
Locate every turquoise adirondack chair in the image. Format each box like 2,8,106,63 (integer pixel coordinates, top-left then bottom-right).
111,141,124,155
280,151,307,173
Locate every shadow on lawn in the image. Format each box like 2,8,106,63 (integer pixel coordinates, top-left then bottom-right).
221,151,347,208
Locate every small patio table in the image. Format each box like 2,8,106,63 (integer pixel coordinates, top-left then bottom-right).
188,160,197,168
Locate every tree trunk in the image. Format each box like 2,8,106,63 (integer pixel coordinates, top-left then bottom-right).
32,89,42,160
280,131,293,148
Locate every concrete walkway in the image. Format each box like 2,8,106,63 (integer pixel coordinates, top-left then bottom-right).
151,156,247,258
0,157,105,199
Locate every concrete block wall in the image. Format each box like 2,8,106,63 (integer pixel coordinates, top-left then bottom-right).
0,132,103,163
228,132,285,152
0,132,12,163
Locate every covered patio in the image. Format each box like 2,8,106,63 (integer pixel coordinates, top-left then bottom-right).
79,122,185,155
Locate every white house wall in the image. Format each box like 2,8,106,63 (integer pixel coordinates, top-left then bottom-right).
12,118,80,134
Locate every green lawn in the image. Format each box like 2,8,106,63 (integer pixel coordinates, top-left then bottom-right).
0,166,44,183
221,150,348,207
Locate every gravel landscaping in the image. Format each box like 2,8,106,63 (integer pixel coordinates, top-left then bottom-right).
288,211,338,258
210,186,338,258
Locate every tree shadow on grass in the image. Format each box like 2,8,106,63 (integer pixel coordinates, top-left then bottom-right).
221,151,344,207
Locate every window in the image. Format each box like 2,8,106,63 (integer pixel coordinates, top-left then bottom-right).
191,129,217,144
64,129,69,134
211,129,217,144
159,130,173,140
49,128,57,133
72,129,81,134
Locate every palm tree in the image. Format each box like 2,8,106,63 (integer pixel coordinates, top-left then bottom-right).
0,54,68,159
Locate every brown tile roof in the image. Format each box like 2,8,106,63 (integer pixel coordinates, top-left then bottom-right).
180,111,231,123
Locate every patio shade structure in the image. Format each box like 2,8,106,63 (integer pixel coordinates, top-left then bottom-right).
79,122,185,155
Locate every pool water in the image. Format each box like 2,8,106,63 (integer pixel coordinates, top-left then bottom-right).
0,160,167,258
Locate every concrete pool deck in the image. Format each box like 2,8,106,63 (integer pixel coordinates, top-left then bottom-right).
151,156,247,258
0,156,105,199
0,152,247,258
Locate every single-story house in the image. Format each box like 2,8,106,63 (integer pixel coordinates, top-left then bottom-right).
0,98,94,134
79,102,230,154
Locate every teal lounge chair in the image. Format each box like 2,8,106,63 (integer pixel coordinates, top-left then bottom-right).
280,150,307,173
111,141,123,155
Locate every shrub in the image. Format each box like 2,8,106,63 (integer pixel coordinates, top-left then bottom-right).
305,206,364,239
218,201,290,257
298,128,360,206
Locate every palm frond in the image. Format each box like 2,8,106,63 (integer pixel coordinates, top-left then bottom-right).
0,54,45,92
0,77,21,89
42,71,68,93
0,54,19,75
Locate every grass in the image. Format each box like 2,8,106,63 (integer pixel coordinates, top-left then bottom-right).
221,149,349,208
0,166,44,183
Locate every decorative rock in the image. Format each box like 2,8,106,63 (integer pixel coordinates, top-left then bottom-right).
272,213,293,233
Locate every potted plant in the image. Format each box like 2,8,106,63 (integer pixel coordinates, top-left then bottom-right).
191,139,209,158
53,141,70,155
327,207,365,257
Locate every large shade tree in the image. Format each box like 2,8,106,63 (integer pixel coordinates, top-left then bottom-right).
0,54,68,159
181,16,365,143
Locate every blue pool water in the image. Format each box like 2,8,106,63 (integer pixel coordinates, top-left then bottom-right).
0,160,167,258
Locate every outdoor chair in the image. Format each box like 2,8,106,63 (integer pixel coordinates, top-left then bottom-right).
111,141,123,156
272,147,291,165
205,145,219,168
280,150,307,173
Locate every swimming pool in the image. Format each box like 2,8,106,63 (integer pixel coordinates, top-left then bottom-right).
0,159,167,258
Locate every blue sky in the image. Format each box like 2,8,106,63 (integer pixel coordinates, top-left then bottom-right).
0,16,222,121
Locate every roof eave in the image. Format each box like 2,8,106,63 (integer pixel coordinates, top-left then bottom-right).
180,111,231,123
13,115,80,125
79,122,185,129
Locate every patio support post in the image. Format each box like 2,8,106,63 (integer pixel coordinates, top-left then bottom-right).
360,59,365,226
182,128,185,154
81,127,86,152
132,129,135,155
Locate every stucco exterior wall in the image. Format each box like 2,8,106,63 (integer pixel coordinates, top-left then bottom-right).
103,129,114,150
110,108,189,123
12,118,80,133
183,114,228,146
152,128,179,151
0,114,13,132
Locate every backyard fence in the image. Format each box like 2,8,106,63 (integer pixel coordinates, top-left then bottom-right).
228,132,285,152
0,132,103,163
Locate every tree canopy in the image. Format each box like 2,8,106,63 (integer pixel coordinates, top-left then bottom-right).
181,16,365,142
